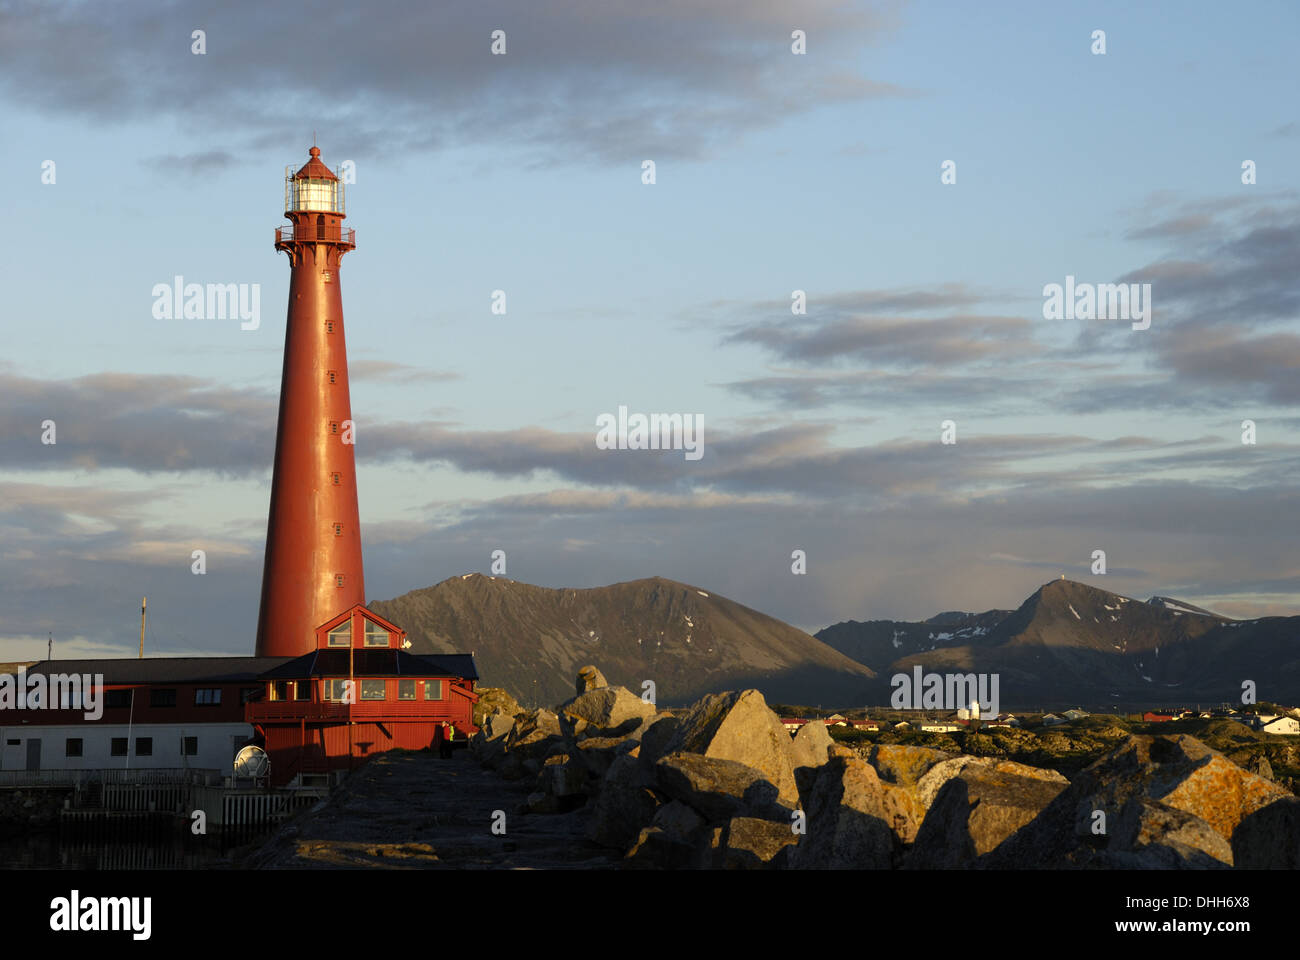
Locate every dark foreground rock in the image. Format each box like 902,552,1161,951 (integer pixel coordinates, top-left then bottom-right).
242,751,616,869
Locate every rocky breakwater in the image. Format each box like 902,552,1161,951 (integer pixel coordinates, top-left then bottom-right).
470,667,1298,869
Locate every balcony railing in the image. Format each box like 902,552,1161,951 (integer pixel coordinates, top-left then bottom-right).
274,224,355,246
0,768,222,787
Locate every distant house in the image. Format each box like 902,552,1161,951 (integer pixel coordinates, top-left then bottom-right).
1041,714,1067,726
983,720,1013,729
917,722,960,733
996,714,1020,727
851,720,879,732
1063,709,1090,722
1142,711,1176,723
781,718,809,732
893,720,911,730
1261,716,1300,736
822,718,849,728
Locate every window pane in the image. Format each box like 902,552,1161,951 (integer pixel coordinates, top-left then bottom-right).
150,689,176,707
65,738,83,757
111,738,128,757
328,623,352,647
361,679,385,701
424,680,443,701
398,680,415,701
294,681,311,700
363,621,389,647
182,737,198,756
136,737,153,757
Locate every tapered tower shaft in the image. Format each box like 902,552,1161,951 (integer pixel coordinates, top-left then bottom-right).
255,146,364,657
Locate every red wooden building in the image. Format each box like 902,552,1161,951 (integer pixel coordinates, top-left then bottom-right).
245,604,478,786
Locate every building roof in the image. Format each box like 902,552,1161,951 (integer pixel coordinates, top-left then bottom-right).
17,657,293,684
294,146,338,181
259,650,478,680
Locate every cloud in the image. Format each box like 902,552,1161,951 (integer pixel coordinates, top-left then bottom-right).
349,361,461,384
141,151,237,175
0,0,909,167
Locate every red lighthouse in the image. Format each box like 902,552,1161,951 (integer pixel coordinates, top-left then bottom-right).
255,146,365,657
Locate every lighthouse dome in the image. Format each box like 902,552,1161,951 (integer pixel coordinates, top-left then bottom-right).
286,146,344,214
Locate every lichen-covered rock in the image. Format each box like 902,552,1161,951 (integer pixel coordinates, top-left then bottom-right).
907,768,1069,869
472,686,522,726
980,735,1287,868
914,757,1068,810
867,744,955,791
663,690,798,810
654,752,785,822
723,816,799,870
1107,797,1233,868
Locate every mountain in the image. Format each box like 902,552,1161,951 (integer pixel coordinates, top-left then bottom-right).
369,574,875,708
820,579,1300,708
815,609,1012,676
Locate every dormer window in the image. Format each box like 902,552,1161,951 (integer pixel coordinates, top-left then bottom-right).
363,620,390,647
327,622,352,647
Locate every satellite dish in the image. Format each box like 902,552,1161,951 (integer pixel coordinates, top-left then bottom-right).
233,745,269,779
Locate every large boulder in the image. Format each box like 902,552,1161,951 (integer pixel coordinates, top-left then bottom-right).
472,687,522,726
981,735,1287,868
586,751,660,850
663,690,798,810
1103,797,1233,868
790,721,833,800
571,736,639,780
499,709,564,780
469,711,516,765
723,816,799,870
787,750,908,869
623,826,699,869
558,685,657,739
914,757,1067,811
867,744,956,790
1232,796,1300,868
654,752,786,822
637,715,681,768
575,665,608,695
907,767,1069,869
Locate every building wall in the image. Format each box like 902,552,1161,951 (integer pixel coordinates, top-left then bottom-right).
0,722,254,772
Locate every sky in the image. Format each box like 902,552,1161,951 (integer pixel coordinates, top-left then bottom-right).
1,0,1298,659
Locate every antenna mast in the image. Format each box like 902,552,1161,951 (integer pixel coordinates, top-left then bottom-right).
140,597,147,659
